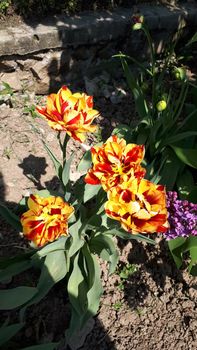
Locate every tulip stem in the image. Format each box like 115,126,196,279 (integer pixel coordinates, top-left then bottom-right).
62,133,69,166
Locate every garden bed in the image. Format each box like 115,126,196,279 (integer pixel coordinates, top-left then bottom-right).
0,69,197,349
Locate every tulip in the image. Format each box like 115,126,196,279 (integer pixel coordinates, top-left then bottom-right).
21,194,74,247
85,135,146,191
105,178,168,234
36,86,99,142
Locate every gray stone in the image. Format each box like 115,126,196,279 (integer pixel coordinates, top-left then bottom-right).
0,3,196,94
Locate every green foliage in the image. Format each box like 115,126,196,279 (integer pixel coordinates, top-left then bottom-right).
114,24,197,193
118,263,138,280
117,263,138,290
0,0,10,14
168,236,197,276
0,23,196,348
0,323,24,347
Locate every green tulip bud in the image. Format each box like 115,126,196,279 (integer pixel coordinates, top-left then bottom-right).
173,67,186,81
156,100,167,112
132,15,144,30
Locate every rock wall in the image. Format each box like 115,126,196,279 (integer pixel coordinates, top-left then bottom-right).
0,3,197,94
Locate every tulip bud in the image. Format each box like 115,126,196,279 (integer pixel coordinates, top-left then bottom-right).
173,67,186,81
132,14,144,30
156,100,167,112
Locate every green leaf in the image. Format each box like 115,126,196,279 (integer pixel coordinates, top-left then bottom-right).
20,250,68,318
82,250,103,325
33,189,58,198
112,124,132,142
83,184,101,203
68,220,84,257
159,148,182,190
67,252,87,317
177,169,195,199
188,236,197,276
32,236,68,259
101,225,155,245
0,286,38,310
0,202,22,231
120,56,149,119
162,131,197,146
186,32,197,46
0,323,24,347
171,146,197,169
0,260,32,282
77,150,92,172
20,343,58,350
0,251,34,269
188,188,197,203
66,249,103,342
62,153,75,187
42,141,62,178
168,237,186,268
85,214,102,231
89,233,119,274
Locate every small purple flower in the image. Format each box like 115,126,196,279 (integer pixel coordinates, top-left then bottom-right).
165,191,197,240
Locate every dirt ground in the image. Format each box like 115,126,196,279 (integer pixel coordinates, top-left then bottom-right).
0,75,196,350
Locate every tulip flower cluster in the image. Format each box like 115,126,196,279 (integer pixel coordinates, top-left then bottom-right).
20,86,169,247
85,135,169,235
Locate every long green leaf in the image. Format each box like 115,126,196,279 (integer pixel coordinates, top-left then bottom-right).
83,184,101,203
120,56,149,120
0,202,22,231
0,260,32,282
82,251,103,325
103,227,155,245
0,323,24,347
0,286,38,310
89,233,119,274
168,237,186,268
171,146,197,169
0,251,34,269
62,153,75,187
77,150,92,172
186,32,197,46
159,148,182,190
68,220,84,257
67,253,87,317
42,141,62,178
113,53,152,75
32,236,68,259
161,131,197,146
188,236,197,276
20,250,68,319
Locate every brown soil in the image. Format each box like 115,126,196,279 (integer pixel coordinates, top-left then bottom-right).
0,76,197,350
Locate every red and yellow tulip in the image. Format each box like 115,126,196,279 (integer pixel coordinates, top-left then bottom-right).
105,177,168,234
36,86,99,142
21,194,74,247
85,135,146,191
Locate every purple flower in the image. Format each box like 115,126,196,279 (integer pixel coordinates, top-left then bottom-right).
165,191,197,240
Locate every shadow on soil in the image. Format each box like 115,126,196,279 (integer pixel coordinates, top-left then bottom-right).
117,236,192,311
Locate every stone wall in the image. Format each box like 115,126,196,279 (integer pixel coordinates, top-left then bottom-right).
0,3,197,94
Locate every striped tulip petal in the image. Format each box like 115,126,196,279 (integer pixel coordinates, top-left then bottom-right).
105,178,168,234
85,135,146,191
21,194,74,247
36,85,99,142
